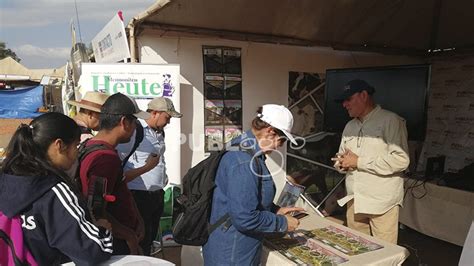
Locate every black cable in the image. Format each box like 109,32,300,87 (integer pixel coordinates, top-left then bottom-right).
404,177,428,200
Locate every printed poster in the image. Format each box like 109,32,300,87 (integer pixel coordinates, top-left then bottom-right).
205,75,224,99
223,100,242,125
311,226,383,256
224,126,242,143
265,230,348,265
205,100,224,125
224,76,242,99
205,126,224,151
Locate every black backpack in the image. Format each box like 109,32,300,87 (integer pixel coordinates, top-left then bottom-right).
172,147,260,246
74,121,145,218
75,119,145,185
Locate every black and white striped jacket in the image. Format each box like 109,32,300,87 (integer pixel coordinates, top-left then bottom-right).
0,173,113,265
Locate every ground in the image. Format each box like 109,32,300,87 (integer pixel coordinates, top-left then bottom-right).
0,118,32,151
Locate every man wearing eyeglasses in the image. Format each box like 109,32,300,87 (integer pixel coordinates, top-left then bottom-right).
332,79,410,244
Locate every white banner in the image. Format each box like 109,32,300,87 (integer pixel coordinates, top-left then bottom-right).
418,57,474,173
91,12,131,63
78,63,182,185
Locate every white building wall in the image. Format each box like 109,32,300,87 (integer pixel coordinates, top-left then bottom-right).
137,34,424,195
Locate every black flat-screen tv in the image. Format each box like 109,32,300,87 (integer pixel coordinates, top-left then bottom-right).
324,64,431,141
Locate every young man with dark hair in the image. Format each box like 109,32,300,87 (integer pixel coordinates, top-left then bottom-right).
78,93,150,255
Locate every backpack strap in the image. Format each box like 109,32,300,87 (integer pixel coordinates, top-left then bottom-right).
79,125,92,135
208,213,230,234
75,139,109,191
77,140,109,163
121,120,144,168
0,229,29,266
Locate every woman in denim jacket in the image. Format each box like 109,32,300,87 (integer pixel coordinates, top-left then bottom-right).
203,104,304,265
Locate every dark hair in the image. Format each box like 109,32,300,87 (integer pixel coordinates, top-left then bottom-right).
99,113,135,130
251,106,271,130
2,112,81,183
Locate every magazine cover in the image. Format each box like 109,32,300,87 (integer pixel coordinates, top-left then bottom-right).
204,76,224,99
205,100,224,125
224,76,242,99
311,226,383,255
265,230,348,265
205,126,224,151
224,126,242,143
223,100,242,125
276,180,306,207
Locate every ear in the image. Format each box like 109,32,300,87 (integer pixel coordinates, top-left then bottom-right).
120,116,129,128
51,139,65,153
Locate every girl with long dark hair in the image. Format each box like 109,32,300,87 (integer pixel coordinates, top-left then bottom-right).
0,112,112,265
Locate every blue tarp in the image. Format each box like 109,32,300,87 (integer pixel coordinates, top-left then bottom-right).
0,85,43,118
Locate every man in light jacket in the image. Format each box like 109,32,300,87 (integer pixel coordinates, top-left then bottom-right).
332,79,409,244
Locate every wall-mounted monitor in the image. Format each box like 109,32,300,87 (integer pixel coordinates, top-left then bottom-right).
324,64,431,141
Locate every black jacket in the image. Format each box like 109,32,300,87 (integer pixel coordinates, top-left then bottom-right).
0,173,113,265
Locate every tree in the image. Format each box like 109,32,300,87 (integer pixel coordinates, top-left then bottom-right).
0,41,21,62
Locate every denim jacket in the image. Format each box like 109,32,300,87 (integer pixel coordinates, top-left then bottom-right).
203,130,288,266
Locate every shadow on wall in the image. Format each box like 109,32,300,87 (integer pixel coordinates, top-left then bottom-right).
180,83,195,175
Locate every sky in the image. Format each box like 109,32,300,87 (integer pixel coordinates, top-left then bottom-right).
0,0,156,69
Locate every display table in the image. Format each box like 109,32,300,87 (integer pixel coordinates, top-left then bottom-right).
400,178,474,246
181,214,409,266
62,255,174,265
261,214,409,265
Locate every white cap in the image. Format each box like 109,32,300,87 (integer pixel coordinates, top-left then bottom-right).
258,104,297,144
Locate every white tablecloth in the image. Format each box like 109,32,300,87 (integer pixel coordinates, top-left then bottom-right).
261,214,409,266
181,214,409,266
62,255,174,266
400,178,474,246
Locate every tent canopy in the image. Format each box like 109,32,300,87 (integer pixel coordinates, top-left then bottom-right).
0,57,65,82
129,0,474,56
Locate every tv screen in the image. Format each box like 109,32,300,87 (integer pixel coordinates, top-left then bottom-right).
324,64,431,141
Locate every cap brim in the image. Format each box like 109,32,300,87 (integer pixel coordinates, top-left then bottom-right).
67,100,102,113
334,98,346,103
334,90,354,103
133,111,151,120
281,129,297,145
167,110,183,118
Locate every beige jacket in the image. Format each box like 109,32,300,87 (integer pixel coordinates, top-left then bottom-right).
337,105,410,214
